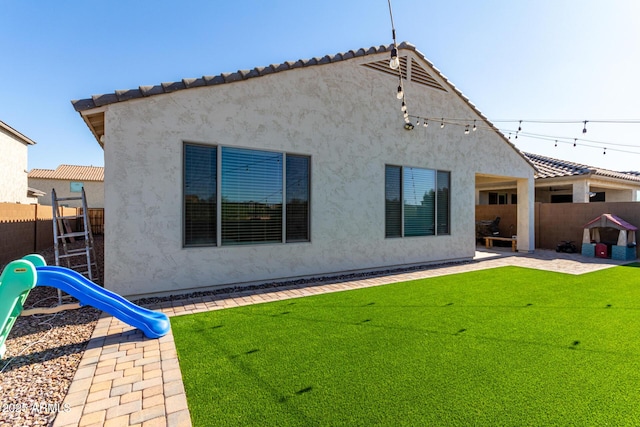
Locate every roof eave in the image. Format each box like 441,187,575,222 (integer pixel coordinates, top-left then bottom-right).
73,105,106,148
0,121,37,145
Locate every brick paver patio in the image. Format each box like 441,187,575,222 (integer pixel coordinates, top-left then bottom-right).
52,248,631,426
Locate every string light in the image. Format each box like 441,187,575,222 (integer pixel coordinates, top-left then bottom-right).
440,118,445,129
401,101,407,112
464,125,470,135
583,120,588,134
396,84,403,100
472,120,477,131
423,119,429,128
389,47,400,70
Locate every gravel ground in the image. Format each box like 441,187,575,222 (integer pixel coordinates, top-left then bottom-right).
0,236,103,427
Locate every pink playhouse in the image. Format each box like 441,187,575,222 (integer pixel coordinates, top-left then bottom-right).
582,214,638,261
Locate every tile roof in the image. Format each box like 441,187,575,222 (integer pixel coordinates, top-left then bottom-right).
524,152,640,182
28,165,104,181
71,42,486,120
71,41,535,172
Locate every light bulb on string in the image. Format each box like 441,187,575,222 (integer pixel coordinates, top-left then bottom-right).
603,147,607,155
389,48,400,70
440,119,445,129
518,120,522,132
472,120,477,131
573,138,577,147
403,111,409,119
464,125,470,135
554,140,558,147
396,85,403,100
401,101,407,112
423,119,429,128
583,120,588,134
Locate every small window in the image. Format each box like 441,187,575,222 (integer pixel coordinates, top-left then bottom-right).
70,182,83,193
488,192,509,205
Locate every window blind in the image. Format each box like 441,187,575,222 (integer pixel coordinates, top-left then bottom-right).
385,165,402,238
437,171,450,235
184,144,217,246
403,167,436,237
286,154,310,242
221,147,283,245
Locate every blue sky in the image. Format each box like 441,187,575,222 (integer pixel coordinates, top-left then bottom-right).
2,0,639,172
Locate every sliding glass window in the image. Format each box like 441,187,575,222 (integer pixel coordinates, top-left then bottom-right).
385,165,450,238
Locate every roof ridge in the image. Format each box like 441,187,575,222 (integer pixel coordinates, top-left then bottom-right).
71,42,422,112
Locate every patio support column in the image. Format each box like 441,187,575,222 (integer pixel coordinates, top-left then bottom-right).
573,180,590,203
516,177,535,253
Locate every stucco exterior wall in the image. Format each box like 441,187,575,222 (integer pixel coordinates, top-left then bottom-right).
27,178,104,208
0,129,31,204
100,51,534,297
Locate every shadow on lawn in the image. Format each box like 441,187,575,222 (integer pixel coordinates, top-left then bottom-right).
238,310,633,357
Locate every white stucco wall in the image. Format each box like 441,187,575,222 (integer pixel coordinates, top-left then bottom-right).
27,178,104,208
98,51,534,297
0,128,31,204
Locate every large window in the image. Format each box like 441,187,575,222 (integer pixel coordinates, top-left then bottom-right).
385,165,450,238
184,144,310,247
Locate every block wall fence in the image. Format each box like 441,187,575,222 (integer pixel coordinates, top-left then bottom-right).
476,202,640,257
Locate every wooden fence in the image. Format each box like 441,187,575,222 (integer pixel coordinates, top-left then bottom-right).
0,204,105,267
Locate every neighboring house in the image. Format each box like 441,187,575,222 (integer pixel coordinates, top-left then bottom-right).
477,152,640,204
0,121,43,203
71,42,536,298
28,165,104,208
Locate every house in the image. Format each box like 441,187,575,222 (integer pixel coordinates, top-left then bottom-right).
477,152,640,204
71,42,536,298
0,121,43,204
28,165,104,208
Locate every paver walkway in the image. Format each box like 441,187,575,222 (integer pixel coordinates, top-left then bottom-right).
52,248,632,427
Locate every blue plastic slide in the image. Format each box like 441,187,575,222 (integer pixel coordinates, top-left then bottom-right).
35,266,170,339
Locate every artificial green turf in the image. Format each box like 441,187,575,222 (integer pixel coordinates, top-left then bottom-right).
171,264,640,426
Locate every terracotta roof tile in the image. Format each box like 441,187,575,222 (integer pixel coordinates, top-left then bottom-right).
524,152,640,182
28,165,104,181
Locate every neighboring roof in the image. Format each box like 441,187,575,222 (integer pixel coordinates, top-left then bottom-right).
524,152,640,183
584,213,638,231
0,120,36,145
28,165,104,182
